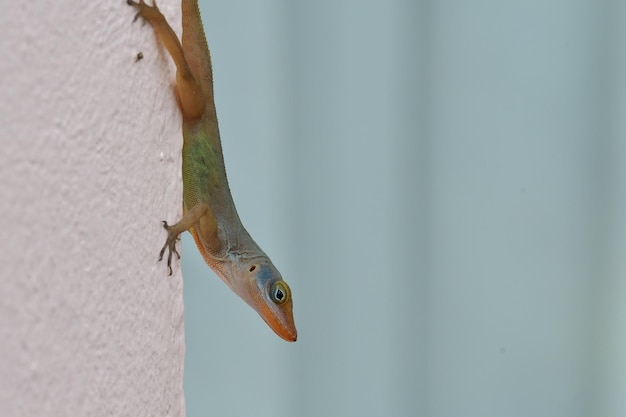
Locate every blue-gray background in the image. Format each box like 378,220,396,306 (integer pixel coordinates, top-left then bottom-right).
182,1,626,416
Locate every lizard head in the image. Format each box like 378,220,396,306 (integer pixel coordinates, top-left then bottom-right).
226,258,297,342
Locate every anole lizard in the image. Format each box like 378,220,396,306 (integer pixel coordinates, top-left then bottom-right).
128,0,297,342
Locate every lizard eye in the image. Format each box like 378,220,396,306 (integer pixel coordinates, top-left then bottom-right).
270,281,290,305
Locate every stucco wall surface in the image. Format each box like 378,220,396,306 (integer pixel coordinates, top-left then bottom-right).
0,1,185,416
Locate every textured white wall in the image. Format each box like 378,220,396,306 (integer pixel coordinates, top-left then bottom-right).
0,1,185,416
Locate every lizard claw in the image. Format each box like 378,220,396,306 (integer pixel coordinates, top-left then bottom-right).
159,220,181,276
127,0,161,26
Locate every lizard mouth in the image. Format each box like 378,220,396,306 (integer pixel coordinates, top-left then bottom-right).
261,312,297,342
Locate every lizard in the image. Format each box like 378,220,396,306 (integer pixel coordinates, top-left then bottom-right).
127,0,297,342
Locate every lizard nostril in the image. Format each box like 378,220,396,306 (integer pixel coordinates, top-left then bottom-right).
249,265,256,272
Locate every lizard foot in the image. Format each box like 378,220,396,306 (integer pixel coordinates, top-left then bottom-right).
158,220,181,276
127,0,162,25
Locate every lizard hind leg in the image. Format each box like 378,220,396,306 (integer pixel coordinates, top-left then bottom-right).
127,0,205,120
128,0,161,24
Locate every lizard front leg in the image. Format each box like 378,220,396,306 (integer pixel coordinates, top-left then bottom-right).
159,202,216,275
